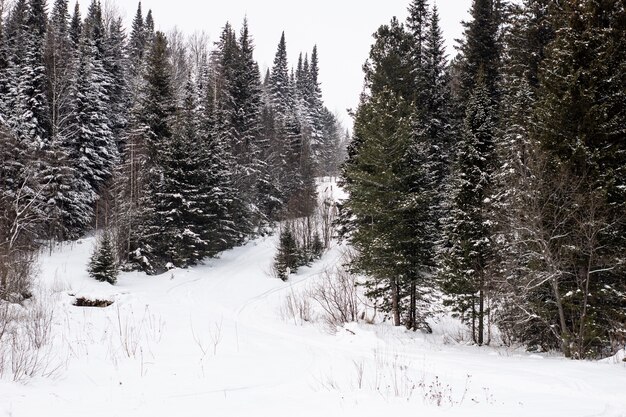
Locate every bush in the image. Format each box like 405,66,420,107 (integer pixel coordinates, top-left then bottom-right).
309,267,360,329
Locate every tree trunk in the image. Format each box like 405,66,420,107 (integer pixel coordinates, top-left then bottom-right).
409,280,416,330
471,295,477,344
392,277,401,326
551,277,571,358
478,285,484,346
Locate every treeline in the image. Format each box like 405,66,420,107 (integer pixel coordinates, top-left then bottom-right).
341,0,626,359
0,0,346,296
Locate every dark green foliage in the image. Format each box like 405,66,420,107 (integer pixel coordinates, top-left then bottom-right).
363,17,413,100
458,0,503,101
439,72,496,345
268,32,291,119
436,0,502,346
508,0,626,358
130,31,175,273
69,2,81,49
88,233,118,284
342,4,450,330
274,227,300,281
310,232,324,260
343,89,429,327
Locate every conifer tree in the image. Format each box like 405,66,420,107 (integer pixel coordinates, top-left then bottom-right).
268,32,290,119
439,71,496,345
342,89,416,326
131,30,175,273
104,16,129,149
304,46,325,164
362,17,413,101
153,78,215,267
65,0,117,195
45,0,73,142
3,0,50,148
196,64,242,254
342,14,441,330
128,3,145,66
211,22,254,237
234,19,265,227
274,226,299,281
513,0,626,358
69,2,81,49
406,0,429,106
88,232,118,284
424,5,454,186
491,0,556,348
437,0,502,346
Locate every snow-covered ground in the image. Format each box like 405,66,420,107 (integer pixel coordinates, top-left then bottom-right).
1,181,625,417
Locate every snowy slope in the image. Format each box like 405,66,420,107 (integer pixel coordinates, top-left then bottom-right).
1,180,625,417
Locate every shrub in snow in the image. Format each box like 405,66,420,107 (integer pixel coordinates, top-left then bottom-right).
88,233,119,285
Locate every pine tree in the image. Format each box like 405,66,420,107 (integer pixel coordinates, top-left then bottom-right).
65,0,117,196
274,226,299,281
104,16,129,150
362,17,413,100
268,32,290,119
490,0,556,349
437,0,502,346
234,19,265,228
342,89,416,326
517,0,626,358
131,30,175,273
69,2,81,49
439,71,497,345
3,0,51,148
45,0,74,142
88,232,118,284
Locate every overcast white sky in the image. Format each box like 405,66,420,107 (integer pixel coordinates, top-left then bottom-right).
92,0,472,127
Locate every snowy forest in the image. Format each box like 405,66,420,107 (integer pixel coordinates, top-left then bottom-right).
0,2,346,288
1,0,626,414
341,0,626,360
1,0,626,409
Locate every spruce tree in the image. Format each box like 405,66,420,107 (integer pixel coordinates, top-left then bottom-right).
439,71,496,345
274,226,299,281
131,30,175,273
521,0,626,358
342,89,415,326
491,0,556,349
3,0,50,148
196,65,242,254
235,19,265,228
268,32,290,120
45,0,73,142
153,78,215,267
65,0,117,195
88,232,118,284
437,0,502,346
128,3,146,66
69,2,81,49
